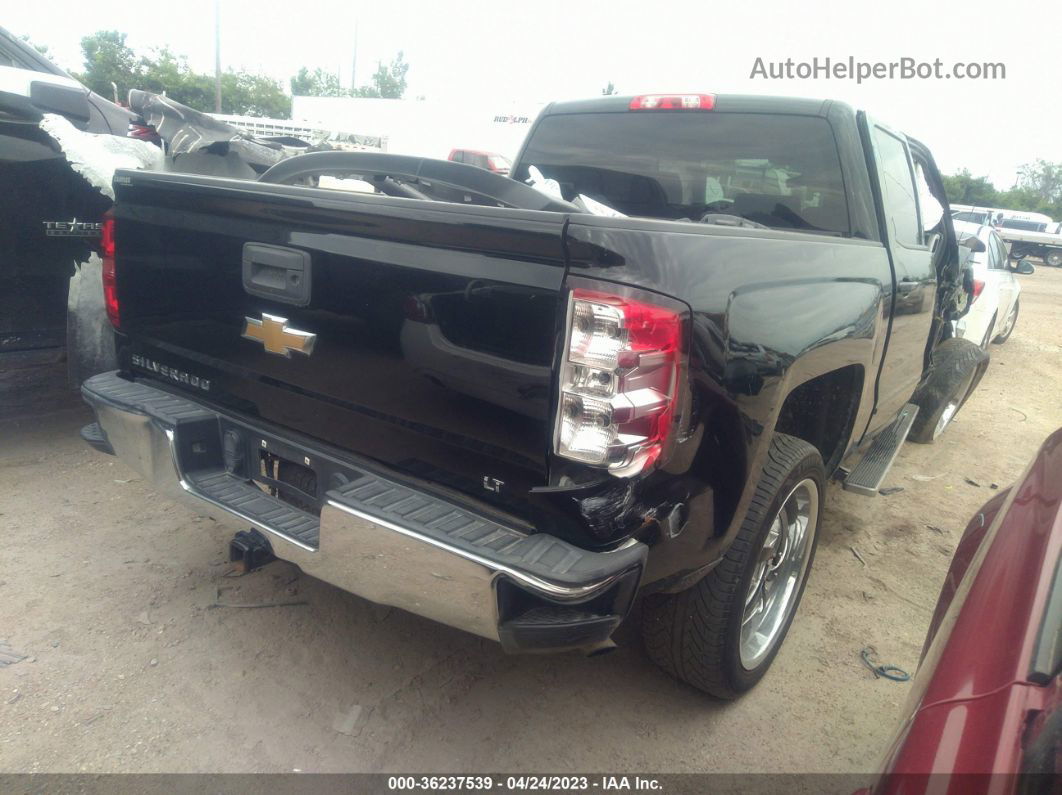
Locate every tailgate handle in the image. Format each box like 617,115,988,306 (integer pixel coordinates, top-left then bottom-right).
242,243,312,306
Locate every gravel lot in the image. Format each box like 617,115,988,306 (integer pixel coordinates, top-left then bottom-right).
1,267,1059,775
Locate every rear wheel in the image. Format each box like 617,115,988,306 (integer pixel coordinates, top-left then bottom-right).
1045,250,1062,268
908,338,989,443
641,434,824,698
992,298,1019,344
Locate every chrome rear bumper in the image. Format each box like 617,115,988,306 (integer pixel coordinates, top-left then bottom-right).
81,372,646,650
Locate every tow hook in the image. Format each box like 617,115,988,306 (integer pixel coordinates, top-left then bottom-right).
229,529,276,574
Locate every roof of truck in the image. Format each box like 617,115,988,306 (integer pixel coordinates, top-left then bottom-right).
540,93,836,117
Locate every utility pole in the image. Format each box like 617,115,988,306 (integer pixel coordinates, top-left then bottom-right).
214,0,222,112
351,22,358,91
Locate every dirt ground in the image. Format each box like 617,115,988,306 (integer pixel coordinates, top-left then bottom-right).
1,268,1060,775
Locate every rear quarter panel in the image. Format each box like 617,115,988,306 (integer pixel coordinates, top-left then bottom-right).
565,217,892,575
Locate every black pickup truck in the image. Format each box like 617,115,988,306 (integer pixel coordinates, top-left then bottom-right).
80,93,986,697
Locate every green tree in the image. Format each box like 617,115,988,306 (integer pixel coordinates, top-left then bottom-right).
137,47,214,110
20,35,51,58
942,163,1062,221
290,67,344,97
602,80,617,95
352,51,408,99
220,71,291,117
994,186,1042,212
73,31,290,118
941,169,997,206
1015,159,1062,205
75,30,140,101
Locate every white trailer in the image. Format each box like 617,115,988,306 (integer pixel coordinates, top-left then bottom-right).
1002,222,1062,266
290,96,543,163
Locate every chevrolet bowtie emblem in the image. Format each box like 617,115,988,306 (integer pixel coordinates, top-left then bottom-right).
242,313,316,357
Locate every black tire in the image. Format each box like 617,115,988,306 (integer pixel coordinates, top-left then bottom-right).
992,298,1019,345
641,434,824,698
1045,250,1062,268
908,338,989,444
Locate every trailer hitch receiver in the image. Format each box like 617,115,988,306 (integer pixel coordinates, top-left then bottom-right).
229,528,276,574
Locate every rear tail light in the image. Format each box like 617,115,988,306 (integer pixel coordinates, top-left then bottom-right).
971,278,985,302
554,288,683,477
101,210,119,328
629,94,715,111
127,121,160,144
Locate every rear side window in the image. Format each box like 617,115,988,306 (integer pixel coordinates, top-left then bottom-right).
514,112,851,236
985,234,1001,268
990,233,1008,269
872,127,921,247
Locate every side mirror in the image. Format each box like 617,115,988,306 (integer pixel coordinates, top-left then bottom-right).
960,235,987,253
1014,261,1035,275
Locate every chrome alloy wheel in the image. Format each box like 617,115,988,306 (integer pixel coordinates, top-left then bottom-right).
740,478,819,670
934,399,960,439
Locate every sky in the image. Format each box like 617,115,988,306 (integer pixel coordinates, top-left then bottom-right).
8,0,1060,187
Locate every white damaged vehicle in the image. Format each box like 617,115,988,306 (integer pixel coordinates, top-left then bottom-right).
952,219,1031,348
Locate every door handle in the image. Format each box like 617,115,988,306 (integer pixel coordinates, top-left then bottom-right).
242,243,312,306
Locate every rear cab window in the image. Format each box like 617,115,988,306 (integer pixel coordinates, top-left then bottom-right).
513,112,851,236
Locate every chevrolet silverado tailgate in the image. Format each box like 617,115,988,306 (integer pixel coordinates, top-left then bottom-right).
111,171,568,505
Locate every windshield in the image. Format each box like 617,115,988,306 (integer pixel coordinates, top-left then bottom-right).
514,112,850,235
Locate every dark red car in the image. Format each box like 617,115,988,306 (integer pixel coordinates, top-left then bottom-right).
865,430,1062,793
446,148,511,175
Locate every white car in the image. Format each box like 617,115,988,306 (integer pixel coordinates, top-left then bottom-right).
951,205,1053,231
953,220,1026,347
